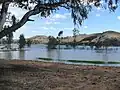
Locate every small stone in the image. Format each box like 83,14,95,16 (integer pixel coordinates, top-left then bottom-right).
92,82,96,85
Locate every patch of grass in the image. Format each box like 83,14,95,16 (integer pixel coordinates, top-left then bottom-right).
67,60,105,64
37,57,53,61
37,57,120,64
108,61,120,64
68,60,120,64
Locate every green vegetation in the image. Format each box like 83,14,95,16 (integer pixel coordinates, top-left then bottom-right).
26,39,32,47
37,57,53,61
18,34,26,49
58,31,63,49
72,28,80,48
67,60,105,64
47,36,58,49
67,60,120,64
108,61,120,64
37,57,120,64
68,60,120,64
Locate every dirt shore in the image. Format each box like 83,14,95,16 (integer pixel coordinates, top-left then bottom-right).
0,60,120,90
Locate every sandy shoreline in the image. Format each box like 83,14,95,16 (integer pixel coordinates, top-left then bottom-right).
0,59,120,90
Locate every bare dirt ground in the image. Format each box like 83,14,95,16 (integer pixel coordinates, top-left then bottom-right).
0,60,120,90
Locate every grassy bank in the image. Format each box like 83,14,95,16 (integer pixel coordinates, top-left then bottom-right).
37,57,53,61
37,57,120,64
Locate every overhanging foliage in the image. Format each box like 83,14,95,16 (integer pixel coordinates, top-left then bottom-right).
0,0,119,38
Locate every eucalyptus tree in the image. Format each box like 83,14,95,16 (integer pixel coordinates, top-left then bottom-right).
47,36,57,49
72,28,80,48
18,34,26,49
73,28,80,42
57,30,63,49
0,0,118,39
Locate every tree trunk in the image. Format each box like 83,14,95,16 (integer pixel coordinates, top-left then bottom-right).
0,2,10,32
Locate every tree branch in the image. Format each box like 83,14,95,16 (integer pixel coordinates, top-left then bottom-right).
0,1,68,39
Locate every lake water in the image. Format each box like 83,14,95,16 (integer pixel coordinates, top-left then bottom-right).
0,44,120,66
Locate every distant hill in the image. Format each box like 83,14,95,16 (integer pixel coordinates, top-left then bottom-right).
80,31,120,46
61,34,87,44
27,35,49,44
27,34,88,44
27,31,120,46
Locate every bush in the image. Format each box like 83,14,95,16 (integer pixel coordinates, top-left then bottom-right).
18,34,26,49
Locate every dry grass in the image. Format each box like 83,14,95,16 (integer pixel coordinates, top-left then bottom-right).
0,60,120,90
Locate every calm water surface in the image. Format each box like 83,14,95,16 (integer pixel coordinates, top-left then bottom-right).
0,44,120,66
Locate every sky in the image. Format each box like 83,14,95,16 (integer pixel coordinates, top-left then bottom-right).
8,3,120,39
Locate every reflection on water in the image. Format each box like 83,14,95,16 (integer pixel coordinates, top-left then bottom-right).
19,50,25,60
56,49,61,61
0,50,25,60
47,49,56,60
47,48,61,61
0,51,12,59
102,50,108,64
6,51,12,60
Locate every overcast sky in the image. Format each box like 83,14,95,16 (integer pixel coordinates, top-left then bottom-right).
8,3,120,39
